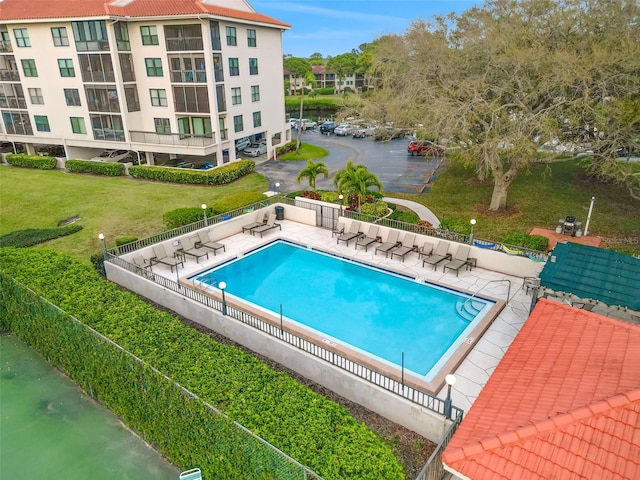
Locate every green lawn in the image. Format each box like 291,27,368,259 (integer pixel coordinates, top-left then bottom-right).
278,143,329,161
0,167,267,262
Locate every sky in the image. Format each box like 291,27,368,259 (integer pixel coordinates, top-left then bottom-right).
252,1,483,58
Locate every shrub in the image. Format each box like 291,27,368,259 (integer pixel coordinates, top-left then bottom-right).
315,87,335,95
389,210,420,224
0,225,83,248
6,154,57,170
439,218,472,235
163,208,204,230
129,160,255,185
284,97,339,113
360,201,389,217
211,192,267,214
320,191,340,203
115,236,138,246
301,191,322,200
275,141,297,156
501,233,549,251
65,160,125,176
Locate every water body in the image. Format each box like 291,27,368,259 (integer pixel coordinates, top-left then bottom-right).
0,335,179,480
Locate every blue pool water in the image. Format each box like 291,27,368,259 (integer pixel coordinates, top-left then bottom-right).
193,241,493,378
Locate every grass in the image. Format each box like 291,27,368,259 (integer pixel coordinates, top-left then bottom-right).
278,143,329,161
0,167,268,262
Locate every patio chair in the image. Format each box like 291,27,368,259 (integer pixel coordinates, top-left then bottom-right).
422,241,452,270
242,211,268,234
417,241,434,259
443,245,473,276
131,254,153,271
375,230,401,257
195,230,226,255
252,213,282,238
391,233,419,262
336,221,363,246
177,236,210,264
150,243,184,272
332,222,345,237
355,225,381,251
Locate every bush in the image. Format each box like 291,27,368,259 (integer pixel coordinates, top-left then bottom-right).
360,201,389,217
129,160,255,185
314,87,335,95
276,141,297,156
0,225,83,248
388,210,420,224
320,191,340,203
439,218,472,235
300,191,322,200
211,192,267,214
501,233,549,251
163,208,204,230
65,160,125,176
115,236,138,246
284,97,339,113
6,154,57,170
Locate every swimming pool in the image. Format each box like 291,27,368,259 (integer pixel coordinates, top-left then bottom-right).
191,241,495,381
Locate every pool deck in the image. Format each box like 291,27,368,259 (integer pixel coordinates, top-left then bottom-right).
148,219,533,414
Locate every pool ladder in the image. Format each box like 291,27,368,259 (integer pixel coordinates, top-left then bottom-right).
455,279,512,321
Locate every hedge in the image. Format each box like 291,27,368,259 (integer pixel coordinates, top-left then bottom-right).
0,225,83,248
0,248,404,480
285,97,339,113
129,160,255,185
65,159,125,176
501,232,549,251
6,154,57,170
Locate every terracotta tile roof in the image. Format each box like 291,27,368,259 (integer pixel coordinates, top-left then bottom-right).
0,0,290,28
442,298,640,480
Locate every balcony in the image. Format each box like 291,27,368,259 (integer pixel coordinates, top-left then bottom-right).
129,130,215,147
93,128,126,142
170,70,207,83
0,70,20,81
0,97,27,109
0,42,13,53
165,38,203,51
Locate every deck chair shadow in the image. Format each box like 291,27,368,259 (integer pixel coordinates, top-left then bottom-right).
336,221,362,246
391,233,419,262
242,211,268,234
355,225,381,251
195,230,225,255
178,236,210,263
443,245,473,276
151,244,183,272
375,230,401,257
422,241,452,270
252,213,282,237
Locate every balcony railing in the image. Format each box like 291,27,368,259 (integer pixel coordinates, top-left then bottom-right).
0,97,27,109
170,70,207,83
0,42,13,53
129,130,215,147
93,128,126,142
0,70,20,81
165,38,203,51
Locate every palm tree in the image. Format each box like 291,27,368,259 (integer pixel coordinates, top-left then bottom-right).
296,160,329,191
333,161,383,212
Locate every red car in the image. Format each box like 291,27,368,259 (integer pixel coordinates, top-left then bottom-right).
407,140,445,157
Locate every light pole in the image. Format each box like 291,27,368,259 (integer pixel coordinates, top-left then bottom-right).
584,196,595,236
219,281,227,315
444,374,456,419
469,218,476,245
201,203,208,226
275,182,280,196
98,233,107,255
338,194,344,216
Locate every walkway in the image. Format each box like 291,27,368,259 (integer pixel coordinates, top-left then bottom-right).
383,197,441,227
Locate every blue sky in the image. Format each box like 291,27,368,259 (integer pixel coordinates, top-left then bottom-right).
253,1,482,58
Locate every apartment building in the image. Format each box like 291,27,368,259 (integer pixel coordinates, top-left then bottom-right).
286,65,368,94
0,0,290,165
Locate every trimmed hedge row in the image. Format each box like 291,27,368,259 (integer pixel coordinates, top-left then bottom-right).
65,160,125,176
0,248,404,480
129,160,255,185
0,225,83,248
6,154,57,170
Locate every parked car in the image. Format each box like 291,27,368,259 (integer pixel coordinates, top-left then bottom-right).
235,137,251,152
296,119,317,130
243,140,267,157
352,126,375,138
334,124,354,136
407,140,445,157
319,121,336,135
90,149,131,162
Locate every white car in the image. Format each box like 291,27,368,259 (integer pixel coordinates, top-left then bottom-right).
334,124,353,136
243,141,267,157
90,149,131,162
297,119,317,130
235,137,251,152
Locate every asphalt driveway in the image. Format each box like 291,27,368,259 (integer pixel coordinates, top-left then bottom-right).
256,129,444,194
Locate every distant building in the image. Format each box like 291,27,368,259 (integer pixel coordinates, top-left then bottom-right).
285,65,369,94
0,0,290,165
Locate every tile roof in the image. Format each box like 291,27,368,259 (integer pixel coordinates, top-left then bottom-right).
540,242,640,310
442,298,640,480
0,0,290,27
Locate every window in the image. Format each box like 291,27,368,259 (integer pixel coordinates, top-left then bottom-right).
140,26,159,45
90,114,124,141
78,54,115,82
164,24,203,51
226,26,237,46
209,21,221,50
86,86,120,113
124,86,140,112
64,89,81,106
253,111,262,128
13,28,30,47
231,87,241,105
212,53,224,82
228,58,239,76
247,29,256,47
168,54,206,82
233,114,243,133
154,118,171,134
51,27,69,46
114,23,130,51
34,115,50,132
58,59,75,77
3,111,32,135
71,21,109,51
251,85,260,102
21,59,37,77
119,53,135,82
70,117,86,134
145,58,163,77
173,86,209,113
249,58,258,75
149,89,168,107
28,88,44,105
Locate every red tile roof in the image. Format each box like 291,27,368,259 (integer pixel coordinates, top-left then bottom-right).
442,298,640,480
0,0,290,27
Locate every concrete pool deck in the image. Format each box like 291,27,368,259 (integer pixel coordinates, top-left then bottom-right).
143,218,534,415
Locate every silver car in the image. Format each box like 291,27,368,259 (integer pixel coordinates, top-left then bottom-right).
334,124,353,136
243,141,267,157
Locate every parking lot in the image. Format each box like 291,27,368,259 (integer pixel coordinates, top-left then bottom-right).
256,129,445,194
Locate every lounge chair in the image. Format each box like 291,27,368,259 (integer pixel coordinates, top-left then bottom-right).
443,245,473,276
252,213,282,237
195,230,226,255
391,233,419,262
375,230,401,257
422,241,452,270
332,222,345,237
336,221,362,246
417,241,434,259
242,212,268,234
355,225,381,251
131,254,153,271
151,243,184,272
177,236,210,264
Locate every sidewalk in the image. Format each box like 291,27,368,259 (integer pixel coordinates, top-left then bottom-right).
383,197,441,227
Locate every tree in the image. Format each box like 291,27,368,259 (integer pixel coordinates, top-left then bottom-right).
359,0,640,209
283,57,311,95
333,161,383,212
296,160,329,191
327,52,358,93
308,52,325,66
